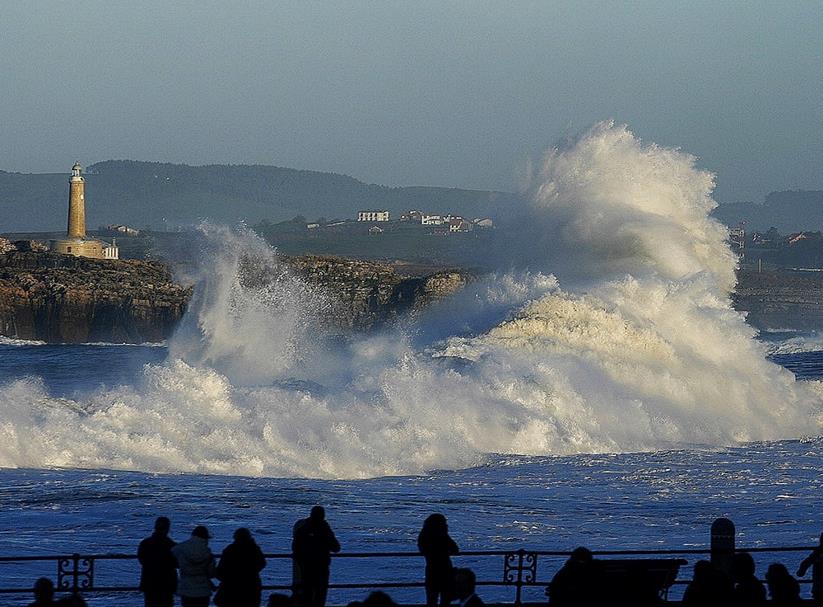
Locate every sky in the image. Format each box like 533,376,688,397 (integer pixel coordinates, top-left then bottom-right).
1,1,822,204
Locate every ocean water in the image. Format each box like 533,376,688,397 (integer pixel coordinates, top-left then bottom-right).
1,123,822,603
0,338,821,604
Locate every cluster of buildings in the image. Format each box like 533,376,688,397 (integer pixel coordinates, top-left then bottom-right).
357,209,493,234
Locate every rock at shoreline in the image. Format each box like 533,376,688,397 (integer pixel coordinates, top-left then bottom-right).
284,255,470,330
0,251,190,343
0,250,472,343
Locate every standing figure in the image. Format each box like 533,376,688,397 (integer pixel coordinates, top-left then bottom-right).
292,506,341,607
798,533,823,607
417,514,459,607
138,516,178,607
215,528,267,607
173,526,217,607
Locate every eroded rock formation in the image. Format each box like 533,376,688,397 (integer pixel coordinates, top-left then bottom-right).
0,249,472,343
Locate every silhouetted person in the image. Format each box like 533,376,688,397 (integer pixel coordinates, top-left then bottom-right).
798,532,823,607
215,528,267,607
362,591,397,607
28,578,56,607
292,506,341,607
766,563,802,606
682,560,732,607
418,513,459,607
27,578,87,607
172,526,217,607
545,547,604,606
732,552,766,607
138,516,178,607
453,568,484,607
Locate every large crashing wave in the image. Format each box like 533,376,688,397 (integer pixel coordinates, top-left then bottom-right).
1,122,820,478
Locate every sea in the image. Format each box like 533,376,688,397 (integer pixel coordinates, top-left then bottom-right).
1,124,822,603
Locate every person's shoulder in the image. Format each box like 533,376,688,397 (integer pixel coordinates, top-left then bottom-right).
466,594,485,607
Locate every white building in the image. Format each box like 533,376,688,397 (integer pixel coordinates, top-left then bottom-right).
102,239,119,259
358,210,390,222
421,214,444,225
449,218,472,232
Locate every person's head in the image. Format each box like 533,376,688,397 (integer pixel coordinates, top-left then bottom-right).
154,516,171,536
732,552,756,579
234,527,254,544
453,568,476,600
765,562,791,591
33,577,54,603
423,513,447,533
363,591,397,607
267,593,293,607
568,547,593,566
192,525,211,542
310,506,325,521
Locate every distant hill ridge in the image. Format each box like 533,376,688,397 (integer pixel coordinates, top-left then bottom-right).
712,190,823,232
0,160,520,232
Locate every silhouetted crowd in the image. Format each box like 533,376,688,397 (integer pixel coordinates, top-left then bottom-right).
545,533,823,606
23,511,823,607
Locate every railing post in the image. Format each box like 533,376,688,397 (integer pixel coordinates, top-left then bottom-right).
711,518,735,578
57,553,94,595
503,548,537,606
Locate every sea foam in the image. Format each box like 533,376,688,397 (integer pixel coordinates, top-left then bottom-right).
1,122,820,478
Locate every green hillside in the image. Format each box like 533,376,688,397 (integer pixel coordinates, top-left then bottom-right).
0,161,519,231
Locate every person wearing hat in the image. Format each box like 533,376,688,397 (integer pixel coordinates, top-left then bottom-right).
172,526,217,607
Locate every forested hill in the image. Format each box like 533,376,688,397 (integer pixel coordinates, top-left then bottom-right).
0,161,520,231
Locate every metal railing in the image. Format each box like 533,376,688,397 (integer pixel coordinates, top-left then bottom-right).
0,545,816,604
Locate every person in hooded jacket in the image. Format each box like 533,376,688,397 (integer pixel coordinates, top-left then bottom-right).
214,528,267,607
172,526,217,607
417,514,459,607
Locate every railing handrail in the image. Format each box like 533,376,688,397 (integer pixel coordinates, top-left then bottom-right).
0,544,816,562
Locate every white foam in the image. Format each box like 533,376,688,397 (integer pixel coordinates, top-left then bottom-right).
1,123,820,478
0,337,47,346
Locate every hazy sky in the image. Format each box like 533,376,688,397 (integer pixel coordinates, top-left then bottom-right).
2,1,821,203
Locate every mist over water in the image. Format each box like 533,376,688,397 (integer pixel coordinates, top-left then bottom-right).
1,123,821,478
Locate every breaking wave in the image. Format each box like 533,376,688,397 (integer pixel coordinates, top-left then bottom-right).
1,122,820,478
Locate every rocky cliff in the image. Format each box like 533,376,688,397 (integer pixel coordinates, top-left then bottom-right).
284,255,470,330
0,250,471,343
0,251,191,343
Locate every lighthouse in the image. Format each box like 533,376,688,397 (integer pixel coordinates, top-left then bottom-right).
67,162,86,239
51,163,119,259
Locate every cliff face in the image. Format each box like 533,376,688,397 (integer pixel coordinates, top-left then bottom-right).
0,251,191,343
733,269,823,330
0,251,472,343
284,255,470,330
